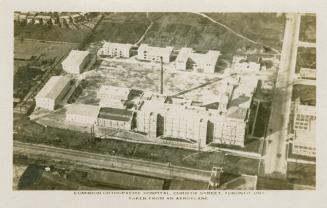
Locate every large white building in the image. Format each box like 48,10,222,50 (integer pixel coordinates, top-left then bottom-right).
293,98,316,131
137,44,173,63
66,104,100,125
136,76,257,148
98,42,133,58
176,48,221,73
136,98,248,147
35,76,72,110
293,120,316,157
291,98,316,157
62,50,92,74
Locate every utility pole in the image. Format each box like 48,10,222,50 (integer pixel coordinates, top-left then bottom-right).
160,56,164,94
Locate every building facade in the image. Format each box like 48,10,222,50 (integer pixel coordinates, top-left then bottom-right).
66,104,100,125
293,99,316,131
175,48,221,74
97,107,134,130
35,76,72,110
137,44,173,63
98,42,133,58
292,98,316,157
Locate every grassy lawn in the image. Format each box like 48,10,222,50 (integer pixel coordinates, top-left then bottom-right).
91,13,150,43
14,118,259,176
295,47,316,73
292,84,316,105
253,102,271,138
299,15,316,43
208,138,263,154
287,162,316,186
14,66,46,100
204,13,285,50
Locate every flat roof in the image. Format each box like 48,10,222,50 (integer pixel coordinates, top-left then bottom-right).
98,107,133,122
62,50,89,67
138,44,173,55
35,76,71,100
190,50,221,66
98,85,130,99
103,42,133,49
66,104,100,118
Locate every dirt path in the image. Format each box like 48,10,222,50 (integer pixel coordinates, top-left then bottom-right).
193,12,281,54
134,12,153,45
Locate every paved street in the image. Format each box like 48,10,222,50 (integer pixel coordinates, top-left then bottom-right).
263,13,301,177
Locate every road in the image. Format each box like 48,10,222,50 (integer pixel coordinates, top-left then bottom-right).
14,141,212,182
262,13,301,177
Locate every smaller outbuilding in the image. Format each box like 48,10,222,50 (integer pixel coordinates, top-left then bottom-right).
35,76,72,110
66,104,100,125
97,107,134,130
62,50,93,74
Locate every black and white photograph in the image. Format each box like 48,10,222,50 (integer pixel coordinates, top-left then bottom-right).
1,0,327,208
12,11,316,190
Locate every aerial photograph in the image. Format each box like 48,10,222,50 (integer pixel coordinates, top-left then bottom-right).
13,12,316,190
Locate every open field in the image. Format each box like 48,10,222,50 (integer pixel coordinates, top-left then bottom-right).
91,13,150,43
143,13,256,56
14,118,259,175
295,47,316,73
299,15,316,43
88,12,284,58
204,13,285,50
14,39,79,58
14,23,91,43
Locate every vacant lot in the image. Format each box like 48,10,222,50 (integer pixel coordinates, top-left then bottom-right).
91,12,150,43
295,47,316,73
292,84,316,105
205,13,285,50
76,60,224,104
299,15,316,43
